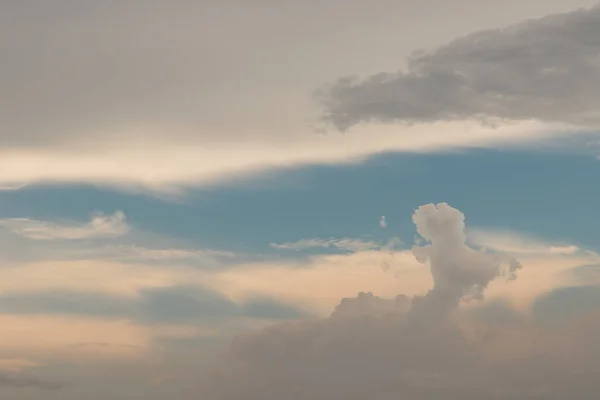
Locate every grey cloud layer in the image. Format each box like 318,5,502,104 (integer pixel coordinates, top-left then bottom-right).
209,300,600,399
2,0,597,148
206,203,600,399
318,5,600,130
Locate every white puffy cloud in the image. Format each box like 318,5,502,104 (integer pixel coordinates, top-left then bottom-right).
0,211,129,240
205,203,600,399
410,203,521,318
379,216,387,229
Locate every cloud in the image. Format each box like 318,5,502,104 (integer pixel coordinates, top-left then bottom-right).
0,229,583,319
0,121,564,196
379,215,387,228
318,5,600,131
207,313,599,400
270,237,380,252
0,373,64,390
0,212,590,320
0,205,596,398
87,244,237,268
210,249,427,315
0,314,150,362
331,291,410,319
0,284,310,326
0,359,41,373
468,228,582,256
568,264,600,283
0,245,428,320
0,312,218,377
0,211,129,240
0,291,134,318
138,286,309,323
0,182,27,191
211,228,600,314
205,203,600,399
531,285,600,324
0,227,236,267
410,203,521,318
2,2,596,195
108,245,235,261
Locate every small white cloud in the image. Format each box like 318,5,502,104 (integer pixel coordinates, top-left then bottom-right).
410,203,521,317
0,211,129,240
379,216,387,229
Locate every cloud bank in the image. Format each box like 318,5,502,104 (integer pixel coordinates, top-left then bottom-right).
1,2,595,195
318,5,600,131
0,203,597,398
206,203,600,399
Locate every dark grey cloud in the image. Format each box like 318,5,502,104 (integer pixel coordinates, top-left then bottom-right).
3,0,595,150
318,5,600,131
205,203,600,399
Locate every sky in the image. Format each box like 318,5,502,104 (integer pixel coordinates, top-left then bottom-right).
3,1,600,398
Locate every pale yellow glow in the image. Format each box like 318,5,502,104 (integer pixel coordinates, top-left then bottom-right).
0,242,596,317
0,315,217,365
0,236,594,365
211,250,431,315
468,229,582,255
486,252,600,309
0,260,187,297
0,120,583,194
